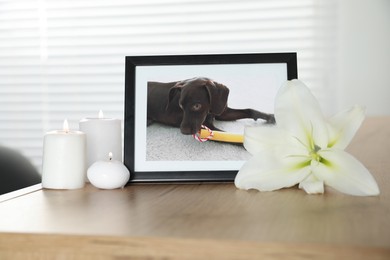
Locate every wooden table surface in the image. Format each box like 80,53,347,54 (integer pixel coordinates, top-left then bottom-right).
0,117,389,259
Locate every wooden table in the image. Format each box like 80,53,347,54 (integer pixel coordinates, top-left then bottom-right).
0,117,389,259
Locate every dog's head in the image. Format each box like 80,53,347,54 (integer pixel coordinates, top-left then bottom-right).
167,77,229,135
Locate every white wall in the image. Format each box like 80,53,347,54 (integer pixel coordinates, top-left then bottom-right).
0,0,388,173
337,0,390,116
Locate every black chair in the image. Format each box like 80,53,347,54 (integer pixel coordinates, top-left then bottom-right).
0,146,41,195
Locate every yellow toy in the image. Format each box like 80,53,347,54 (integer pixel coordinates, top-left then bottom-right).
193,126,244,144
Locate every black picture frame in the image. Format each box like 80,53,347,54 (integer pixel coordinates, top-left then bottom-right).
124,53,297,183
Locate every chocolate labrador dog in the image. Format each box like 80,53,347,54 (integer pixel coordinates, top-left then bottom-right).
147,77,275,135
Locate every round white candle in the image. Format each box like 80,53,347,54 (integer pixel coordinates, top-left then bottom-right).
79,110,122,168
87,152,130,189
42,119,86,190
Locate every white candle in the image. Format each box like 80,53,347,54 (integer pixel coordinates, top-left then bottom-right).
79,110,122,168
42,119,86,189
87,152,130,189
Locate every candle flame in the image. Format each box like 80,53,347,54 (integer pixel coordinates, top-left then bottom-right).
108,152,113,161
63,119,69,132
98,110,104,119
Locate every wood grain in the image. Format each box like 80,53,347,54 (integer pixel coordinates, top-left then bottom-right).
0,117,389,259
0,233,389,260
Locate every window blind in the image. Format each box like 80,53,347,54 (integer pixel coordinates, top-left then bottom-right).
0,0,337,172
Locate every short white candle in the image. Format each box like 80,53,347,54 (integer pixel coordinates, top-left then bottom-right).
42,119,86,190
87,152,130,189
79,110,122,168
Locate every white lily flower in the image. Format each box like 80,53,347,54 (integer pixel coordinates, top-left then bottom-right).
235,79,380,196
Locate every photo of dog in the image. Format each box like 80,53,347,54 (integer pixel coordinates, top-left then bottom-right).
131,61,288,171
147,77,275,135
126,54,296,176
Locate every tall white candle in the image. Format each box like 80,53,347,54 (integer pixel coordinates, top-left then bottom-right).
79,110,122,168
42,119,86,190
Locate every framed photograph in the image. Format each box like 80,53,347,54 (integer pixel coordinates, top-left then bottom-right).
124,53,297,182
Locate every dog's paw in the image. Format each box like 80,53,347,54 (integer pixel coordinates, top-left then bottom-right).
266,114,276,124
250,110,275,124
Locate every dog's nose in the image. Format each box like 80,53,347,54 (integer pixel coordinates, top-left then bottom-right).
180,126,198,135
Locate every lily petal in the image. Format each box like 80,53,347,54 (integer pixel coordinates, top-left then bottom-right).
275,79,328,149
235,151,311,191
244,125,306,156
327,105,365,149
298,175,324,194
243,125,284,155
313,149,380,196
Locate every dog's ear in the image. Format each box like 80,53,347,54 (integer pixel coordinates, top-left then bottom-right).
204,80,229,115
166,83,183,110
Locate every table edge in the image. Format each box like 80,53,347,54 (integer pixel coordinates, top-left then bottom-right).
0,232,389,260
0,184,42,203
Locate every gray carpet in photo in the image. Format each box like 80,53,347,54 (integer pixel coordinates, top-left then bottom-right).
146,119,268,162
